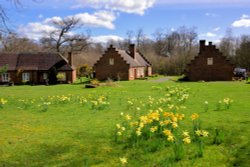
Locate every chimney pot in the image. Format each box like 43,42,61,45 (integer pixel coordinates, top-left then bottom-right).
129,44,136,59
68,52,73,66
199,40,206,53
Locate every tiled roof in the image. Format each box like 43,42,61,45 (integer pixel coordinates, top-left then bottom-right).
0,53,19,70
117,50,151,67
0,52,73,71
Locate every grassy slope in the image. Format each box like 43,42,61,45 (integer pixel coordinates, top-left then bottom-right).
0,80,249,166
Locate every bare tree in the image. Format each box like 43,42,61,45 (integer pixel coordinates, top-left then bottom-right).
41,16,89,53
1,33,42,52
219,28,236,58
235,35,250,70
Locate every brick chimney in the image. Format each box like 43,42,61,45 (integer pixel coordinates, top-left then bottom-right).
199,40,206,53
209,41,213,46
68,52,73,66
129,44,136,59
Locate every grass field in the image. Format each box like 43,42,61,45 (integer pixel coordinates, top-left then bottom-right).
0,78,249,167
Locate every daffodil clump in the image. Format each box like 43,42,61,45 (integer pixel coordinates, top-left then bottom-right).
223,98,233,109
115,86,210,161
0,98,8,108
91,95,110,110
116,108,209,160
18,99,35,109
38,102,51,112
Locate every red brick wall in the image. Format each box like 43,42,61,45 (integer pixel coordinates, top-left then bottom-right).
186,41,234,81
94,47,130,81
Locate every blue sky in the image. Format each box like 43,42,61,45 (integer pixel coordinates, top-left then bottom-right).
3,0,250,43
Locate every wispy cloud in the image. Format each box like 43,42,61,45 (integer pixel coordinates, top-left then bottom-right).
72,0,156,15
91,35,124,43
200,32,217,37
212,27,221,31
232,14,250,28
205,13,218,17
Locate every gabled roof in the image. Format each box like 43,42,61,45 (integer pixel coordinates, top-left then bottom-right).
0,52,73,71
116,48,151,68
117,50,140,67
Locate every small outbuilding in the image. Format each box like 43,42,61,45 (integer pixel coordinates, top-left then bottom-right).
94,44,152,81
185,40,234,81
0,52,76,85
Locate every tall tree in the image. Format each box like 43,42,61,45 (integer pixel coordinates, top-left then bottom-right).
219,28,236,58
41,16,90,53
235,35,250,70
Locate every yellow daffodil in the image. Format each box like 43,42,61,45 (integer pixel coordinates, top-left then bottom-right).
183,137,191,144
167,135,175,142
120,157,128,165
190,113,199,120
164,120,171,125
136,130,142,136
172,122,178,128
125,114,132,120
163,129,172,136
116,124,121,129
150,126,158,133
182,131,189,137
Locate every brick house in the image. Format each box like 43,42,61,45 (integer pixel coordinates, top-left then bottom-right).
0,52,76,85
94,44,152,81
185,40,234,81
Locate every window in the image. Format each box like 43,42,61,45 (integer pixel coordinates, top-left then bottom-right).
57,72,66,81
207,58,213,65
43,73,48,80
109,58,114,65
1,73,10,82
22,73,30,82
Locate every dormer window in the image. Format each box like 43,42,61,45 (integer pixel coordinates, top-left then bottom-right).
109,58,114,65
207,58,213,65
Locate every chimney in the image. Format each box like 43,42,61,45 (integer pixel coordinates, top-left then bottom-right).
209,41,213,46
199,40,206,52
68,52,73,66
129,44,136,59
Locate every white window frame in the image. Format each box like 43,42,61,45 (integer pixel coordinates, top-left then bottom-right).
207,58,213,65
109,58,114,65
22,72,30,82
1,73,10,82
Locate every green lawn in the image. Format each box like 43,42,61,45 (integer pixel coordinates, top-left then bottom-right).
0,79,249,167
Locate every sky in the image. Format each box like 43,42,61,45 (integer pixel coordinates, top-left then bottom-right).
2,0,250,43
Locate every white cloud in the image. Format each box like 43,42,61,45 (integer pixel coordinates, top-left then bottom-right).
156,0,250,5
73,0,156,15
18,11,117,40
200,32,217,37
38,14,44,19
232,14,250,28
73,11,116,29
213,27,221,31
205,13,218,17
43,16,63,24
18,23,57,40
91,35,124,43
